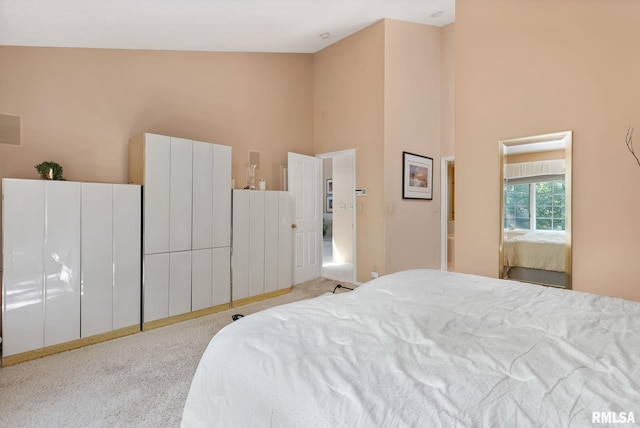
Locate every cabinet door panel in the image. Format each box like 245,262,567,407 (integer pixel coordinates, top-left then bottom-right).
192,249,212,311
231,190,250,300
264,192,279,293
81,183,113,338
44,181,81,347
249,191,265,297
113,184,141,330
212,247,231,306
169,251,192,317
170,137,193,252
144,253,170,323
213,144,232,248
278,192,293,289
144,134,171,254
192,141,213,250
2,179,45,356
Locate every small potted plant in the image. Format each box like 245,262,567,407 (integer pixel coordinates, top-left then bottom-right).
34,161,65,180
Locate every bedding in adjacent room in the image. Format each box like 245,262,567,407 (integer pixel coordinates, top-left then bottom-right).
503,230,566,272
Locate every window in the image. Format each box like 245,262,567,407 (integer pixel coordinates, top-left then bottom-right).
535,180,565,230
504,180,565,231
504,183,530,229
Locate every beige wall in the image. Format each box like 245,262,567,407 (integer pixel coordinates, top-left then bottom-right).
506,150,565,164
455,0,640,301
314,21,386,283
0,47,314,187
440,23,455,158
384,20,443,273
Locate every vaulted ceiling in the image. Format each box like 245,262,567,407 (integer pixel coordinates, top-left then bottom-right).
0,0,455,53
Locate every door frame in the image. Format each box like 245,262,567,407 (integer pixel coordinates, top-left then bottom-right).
316,149,356,284
440,156,454,271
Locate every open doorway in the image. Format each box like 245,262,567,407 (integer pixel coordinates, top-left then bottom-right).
317,150,356,284
440,157,455,271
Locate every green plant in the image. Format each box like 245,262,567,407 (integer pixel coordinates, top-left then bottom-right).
34,161,65,180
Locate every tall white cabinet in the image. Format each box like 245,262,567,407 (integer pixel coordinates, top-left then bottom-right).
129,133,231,328
2,179,141,363
232,190,292,304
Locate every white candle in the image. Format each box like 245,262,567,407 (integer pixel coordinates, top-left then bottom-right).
48,168,53,180
259,179,266,190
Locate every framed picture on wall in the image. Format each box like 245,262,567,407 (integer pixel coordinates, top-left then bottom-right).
402,151,433,200
326,179,333,195
326,196,333,213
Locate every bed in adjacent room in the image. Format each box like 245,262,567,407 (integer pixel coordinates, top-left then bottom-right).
503,230,566,272
503,230,567,287
181,269,640,427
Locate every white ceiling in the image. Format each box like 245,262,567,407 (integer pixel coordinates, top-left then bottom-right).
0,0,455,53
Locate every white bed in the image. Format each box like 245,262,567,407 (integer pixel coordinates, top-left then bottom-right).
181,269,640,427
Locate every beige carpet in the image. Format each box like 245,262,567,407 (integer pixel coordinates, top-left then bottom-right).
0,277,351,428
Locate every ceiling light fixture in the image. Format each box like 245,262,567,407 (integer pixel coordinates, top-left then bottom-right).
320,32,330,40
430,10,444,18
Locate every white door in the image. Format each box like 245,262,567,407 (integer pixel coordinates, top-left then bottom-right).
288,152,322,284
169,137,193,252
143,133,170,255
81,183,114,338
231,190,250,300
192,141,214,250
2,179,46,356
277,192,293,290
44,181,81,347
112,184,141,330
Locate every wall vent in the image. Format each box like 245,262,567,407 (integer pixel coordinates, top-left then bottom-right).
0,114,21,145
249,150,261,169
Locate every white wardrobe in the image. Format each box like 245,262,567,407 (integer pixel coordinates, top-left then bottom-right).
232,190,292,303
128,133,232,328
1,179,141,363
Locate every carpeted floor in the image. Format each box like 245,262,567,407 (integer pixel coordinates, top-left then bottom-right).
0,277,351,428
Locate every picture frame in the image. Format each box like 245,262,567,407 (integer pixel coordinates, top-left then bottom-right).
402,151,433,200
326,179,333,195
326,196,333,213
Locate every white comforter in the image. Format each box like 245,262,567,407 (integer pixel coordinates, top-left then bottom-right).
504,230,566,272
182,270,640,427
